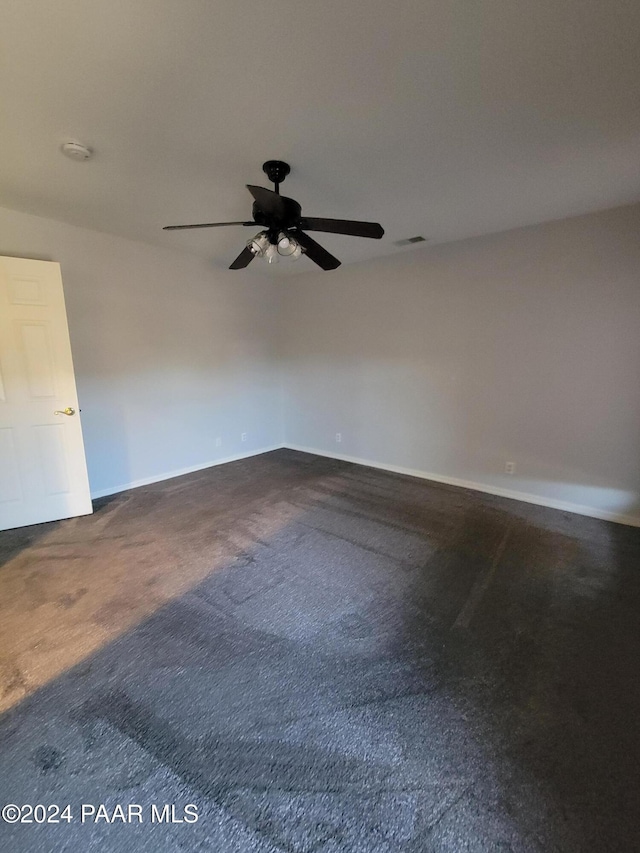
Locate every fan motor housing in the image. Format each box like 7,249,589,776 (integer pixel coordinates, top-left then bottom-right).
252,198,301,230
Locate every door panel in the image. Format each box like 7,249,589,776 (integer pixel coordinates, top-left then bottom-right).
0,428,22,503
9,275,47,305
0,256,92,530
20,322,57,398
35,424,72,495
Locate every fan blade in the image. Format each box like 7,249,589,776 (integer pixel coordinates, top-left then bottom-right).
246,185,287,219
163,221,254,230
294,230,341,270
299,217,384,239
229,246,256,270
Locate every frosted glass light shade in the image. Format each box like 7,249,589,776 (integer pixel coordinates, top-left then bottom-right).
277,231,300,257
247,232,270,256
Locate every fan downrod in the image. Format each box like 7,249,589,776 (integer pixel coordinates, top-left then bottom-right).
263,160,290,192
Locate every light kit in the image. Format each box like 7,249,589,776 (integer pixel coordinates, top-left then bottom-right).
247,230,303,264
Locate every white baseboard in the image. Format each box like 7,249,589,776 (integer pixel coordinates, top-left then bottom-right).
90,444,284,499
91,442,640,528
283,444,640,529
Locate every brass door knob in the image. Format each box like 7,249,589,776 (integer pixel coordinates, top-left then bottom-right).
54,407,76,416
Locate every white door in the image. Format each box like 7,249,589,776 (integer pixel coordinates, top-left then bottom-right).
0,256,92,531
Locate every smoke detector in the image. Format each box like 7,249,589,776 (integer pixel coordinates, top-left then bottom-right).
61,141,93,161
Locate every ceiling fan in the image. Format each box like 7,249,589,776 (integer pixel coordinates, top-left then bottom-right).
163,160,384,270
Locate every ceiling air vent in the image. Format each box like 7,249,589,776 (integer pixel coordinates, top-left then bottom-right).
394,236,427,247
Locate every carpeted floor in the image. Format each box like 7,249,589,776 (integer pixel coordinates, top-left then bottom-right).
1,449,639,852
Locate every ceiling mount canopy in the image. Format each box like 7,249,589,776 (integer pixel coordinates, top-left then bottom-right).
163,161,384,271
261,159,290,193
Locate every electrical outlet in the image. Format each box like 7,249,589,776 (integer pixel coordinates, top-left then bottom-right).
215,437,221,448
505,461,516,475
241,432,247,442
335,432,342,443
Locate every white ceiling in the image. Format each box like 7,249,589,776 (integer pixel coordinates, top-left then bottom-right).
1,0,639,275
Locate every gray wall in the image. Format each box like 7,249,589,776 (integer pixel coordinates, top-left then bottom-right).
282,204,640,524
3,202,639,524
0,206,282,497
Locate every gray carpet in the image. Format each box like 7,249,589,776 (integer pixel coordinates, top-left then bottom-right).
1,449,639,852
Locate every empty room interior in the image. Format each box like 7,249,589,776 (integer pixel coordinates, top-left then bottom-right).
1,2,640,851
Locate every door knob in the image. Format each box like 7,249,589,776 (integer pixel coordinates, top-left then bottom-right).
54,407,76,416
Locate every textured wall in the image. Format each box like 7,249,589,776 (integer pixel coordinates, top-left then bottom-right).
0,206,283,496
281,204,640,523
